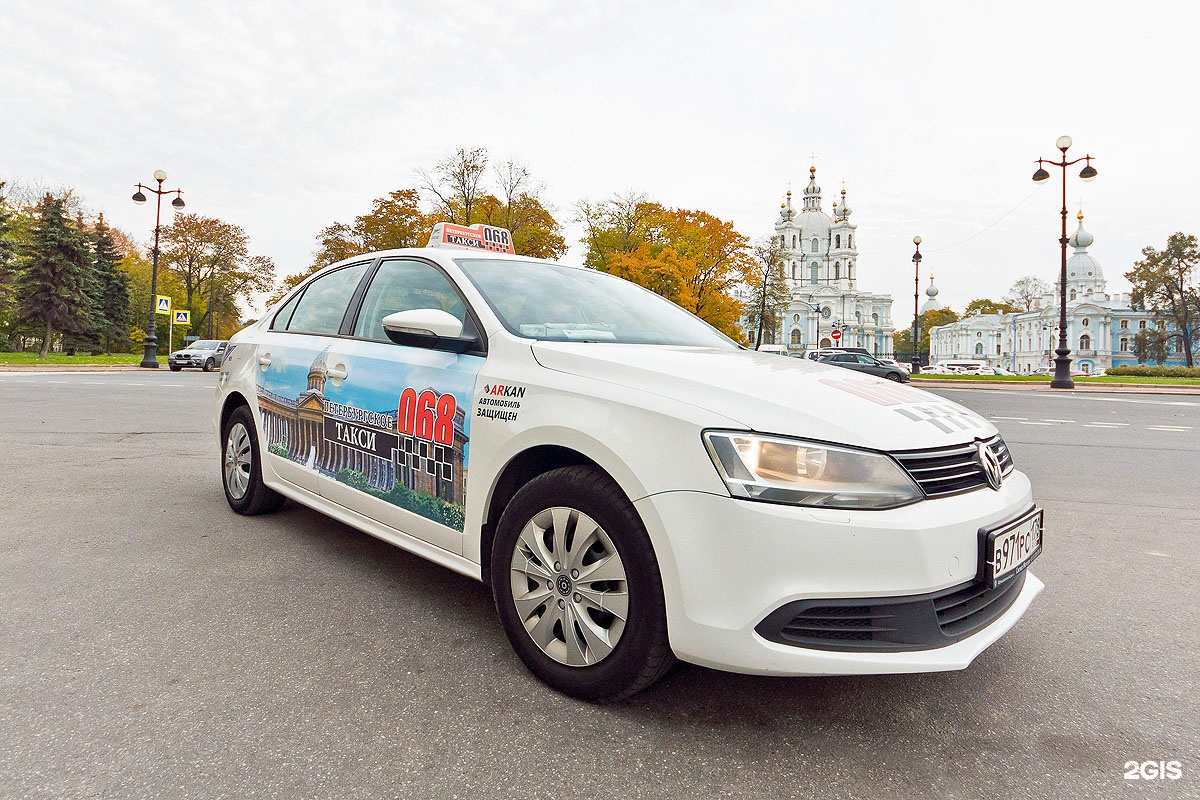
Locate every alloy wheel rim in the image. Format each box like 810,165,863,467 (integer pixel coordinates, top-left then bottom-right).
224,423,252,500
509,506,629,667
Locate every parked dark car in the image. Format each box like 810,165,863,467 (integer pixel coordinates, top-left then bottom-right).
818,352,910,382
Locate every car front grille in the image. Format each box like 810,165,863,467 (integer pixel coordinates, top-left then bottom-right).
890,435,1014,499
755,572,1027,652
933,574,1027,638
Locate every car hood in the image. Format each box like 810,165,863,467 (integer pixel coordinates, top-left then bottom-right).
531,343,997,451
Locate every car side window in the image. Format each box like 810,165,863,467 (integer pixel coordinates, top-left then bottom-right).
282,263,370,335
857,355,876,364
352,259,467,341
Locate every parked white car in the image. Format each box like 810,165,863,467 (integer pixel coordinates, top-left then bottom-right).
213,224,1043,700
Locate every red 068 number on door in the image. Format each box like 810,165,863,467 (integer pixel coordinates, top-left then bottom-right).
398,388,457,446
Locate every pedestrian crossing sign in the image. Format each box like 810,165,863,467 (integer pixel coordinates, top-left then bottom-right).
156,295,171,314
174,310,190,325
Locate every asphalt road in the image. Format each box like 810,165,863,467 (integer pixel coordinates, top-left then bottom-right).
0,372,1196,800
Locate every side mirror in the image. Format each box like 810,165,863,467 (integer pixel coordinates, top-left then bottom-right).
382,309,478,353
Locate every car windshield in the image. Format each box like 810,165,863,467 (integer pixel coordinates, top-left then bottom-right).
456,258,739,348
192,340,221,350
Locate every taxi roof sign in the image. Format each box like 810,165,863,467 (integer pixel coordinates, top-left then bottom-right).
427,222,514,255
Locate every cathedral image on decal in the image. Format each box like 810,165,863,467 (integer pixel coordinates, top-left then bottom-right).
256,347,469,530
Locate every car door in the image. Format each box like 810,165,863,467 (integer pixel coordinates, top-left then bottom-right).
311,257,487,555
252,260,373,495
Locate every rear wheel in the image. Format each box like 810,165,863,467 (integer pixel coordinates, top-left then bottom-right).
491,466,673,701
222,405,285,515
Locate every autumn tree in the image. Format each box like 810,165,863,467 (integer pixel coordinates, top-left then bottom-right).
474,193,566,259
1003,275,1051,312
582,197,751,338
576,191,659,270
417,147,489,225
15,195,93,358
417,149,566,259
963,298,1016,316
1126,233,1199,367
0,183,19,348
158,214,276,339
745,237,792,347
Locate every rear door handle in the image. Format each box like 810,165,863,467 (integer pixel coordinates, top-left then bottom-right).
327,363,348,385
258,353,272,369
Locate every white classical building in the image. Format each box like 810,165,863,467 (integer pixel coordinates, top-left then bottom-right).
738,166,895,356
928,212,1187,373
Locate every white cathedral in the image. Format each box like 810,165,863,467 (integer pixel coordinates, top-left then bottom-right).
737,166,896,356
928,211,1189,373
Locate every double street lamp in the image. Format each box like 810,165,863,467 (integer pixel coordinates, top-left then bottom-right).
911,235,922,374
1032,136,1097,388
132,170,185,368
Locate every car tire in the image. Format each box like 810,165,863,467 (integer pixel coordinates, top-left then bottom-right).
885,372,902,382
169,365,182,372
203,358,216,372
222,405,285,515
491,465,674,701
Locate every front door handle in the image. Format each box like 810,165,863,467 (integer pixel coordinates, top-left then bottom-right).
327,363,348,386
258,353,272,370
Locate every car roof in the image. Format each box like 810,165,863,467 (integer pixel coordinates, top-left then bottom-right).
326,246,571,272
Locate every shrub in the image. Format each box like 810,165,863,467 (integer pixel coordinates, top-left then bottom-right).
1106,365,1200,378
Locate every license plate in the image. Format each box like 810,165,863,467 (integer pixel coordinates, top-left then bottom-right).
979,508,1043,588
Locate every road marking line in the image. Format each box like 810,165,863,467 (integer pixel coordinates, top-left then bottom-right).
1084,422,1128,427
1148,426,1192,431
1041,419,1076,423
993,416,1027,420
1018,421,1054,426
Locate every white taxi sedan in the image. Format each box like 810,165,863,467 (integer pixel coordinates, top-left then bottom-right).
215,223,1042,701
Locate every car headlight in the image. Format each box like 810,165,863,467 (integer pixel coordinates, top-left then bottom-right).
702,431,923,510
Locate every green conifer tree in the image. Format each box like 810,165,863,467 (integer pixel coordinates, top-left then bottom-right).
15,195,93,358
92,216,130,353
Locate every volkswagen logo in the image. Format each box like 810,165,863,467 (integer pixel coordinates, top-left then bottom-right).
977,441,1004,490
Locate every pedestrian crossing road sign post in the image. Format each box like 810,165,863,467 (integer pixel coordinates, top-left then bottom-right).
156,295,171,315
168,309,189,354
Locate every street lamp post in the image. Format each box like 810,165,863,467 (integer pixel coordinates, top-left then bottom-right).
132,170,185,368
911,236,922,374
1032,136,1097,388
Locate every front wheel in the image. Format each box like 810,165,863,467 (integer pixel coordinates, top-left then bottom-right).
222,405,285,515
203,358,216,372
491,466,674,701
885,372,902,381
169,365,182,372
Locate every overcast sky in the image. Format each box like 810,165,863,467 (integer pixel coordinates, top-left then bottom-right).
3,1,1196,319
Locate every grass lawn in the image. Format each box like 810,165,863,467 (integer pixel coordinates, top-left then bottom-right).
0,352,149,366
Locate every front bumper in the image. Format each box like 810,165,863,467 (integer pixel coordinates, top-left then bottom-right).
634,471,1042,676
